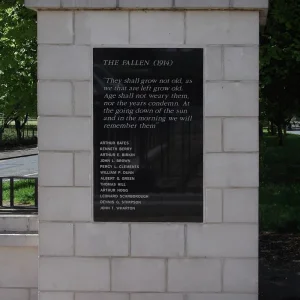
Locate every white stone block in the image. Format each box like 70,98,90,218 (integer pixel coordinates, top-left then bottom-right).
30,289,38,300
39,117,91,151
130,12,184,44
40,292,74,300
223,259,258,293
224,47,259,80
260,11,268,26
75,152,91,186
112,259,165,292
0,247,37,288
187,294,257,300
29,217,38,232
176,0,229,8
131,224,184,257
223,188,258,223
38,45,90,80
223,118,259,152
74,81,92,116
62,0,116,7
0,218,5,231
0,234,38,247
38,12,73,44
205,46,223,81
205,82,259,117
186,11,259,45
204,118,222,152
204,153,258,187
0,216,28,232
131,294,184,300
120,0,172,7
39,222,74,256
39,257,110,291
232,0,268,9
25,0,60,7
204,189,222,223
187,224,258,257
75,293,129,300
39,152,73,186
75,223,129,256
38,81,73,116
39,188,91,221
0,289,29,300
168,259,221,292
75,12,129,45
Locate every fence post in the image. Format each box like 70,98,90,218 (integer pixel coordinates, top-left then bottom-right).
35,178,38,207
0,178,2,206
10,178,14,207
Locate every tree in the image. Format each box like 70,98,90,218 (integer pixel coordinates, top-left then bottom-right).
0,0,37,140
260,0,300,145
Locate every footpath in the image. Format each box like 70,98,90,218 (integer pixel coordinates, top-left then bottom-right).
0,147,38,161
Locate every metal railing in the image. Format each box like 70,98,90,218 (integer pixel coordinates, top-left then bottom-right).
0,176,38,214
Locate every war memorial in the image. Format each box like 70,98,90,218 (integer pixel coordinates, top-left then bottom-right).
0,1,269,299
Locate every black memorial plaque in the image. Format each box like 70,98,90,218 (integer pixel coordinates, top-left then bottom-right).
93,48,203,222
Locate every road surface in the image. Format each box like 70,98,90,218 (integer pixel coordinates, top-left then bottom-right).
288,131,300,135
0,155,38,177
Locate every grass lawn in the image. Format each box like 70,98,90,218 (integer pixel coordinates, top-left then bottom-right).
260,133,300,232
262,133,300,183
1,179,36,207
8,120,37,126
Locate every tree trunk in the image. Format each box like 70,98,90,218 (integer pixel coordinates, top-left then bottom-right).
15,119,22,141
271,121,276,135
268,121,271,134
14,115,29,141
277,124,284,146
284,126,287,136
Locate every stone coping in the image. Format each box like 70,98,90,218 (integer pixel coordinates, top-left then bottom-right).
25,0,269,24
0,215,38,232
0,233,38,247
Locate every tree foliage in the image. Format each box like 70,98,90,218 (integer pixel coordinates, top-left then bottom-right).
0,0,37,138
260,0,300,144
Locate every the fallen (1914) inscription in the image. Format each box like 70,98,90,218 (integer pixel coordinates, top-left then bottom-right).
93,48,203,222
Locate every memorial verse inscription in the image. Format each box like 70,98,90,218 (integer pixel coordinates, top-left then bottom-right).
93,48,203,222
103,75,192,129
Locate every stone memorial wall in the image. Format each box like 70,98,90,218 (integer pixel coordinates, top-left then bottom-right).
25,1,268,299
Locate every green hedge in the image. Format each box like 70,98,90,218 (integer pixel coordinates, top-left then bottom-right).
0,127,37,148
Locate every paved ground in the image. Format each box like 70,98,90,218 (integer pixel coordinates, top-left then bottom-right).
259,233,300,300
0,155,38,177
0,146,38,177
0,146,38,161
260,265,300,300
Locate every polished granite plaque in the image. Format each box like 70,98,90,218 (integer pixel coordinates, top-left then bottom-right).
93,48,203,222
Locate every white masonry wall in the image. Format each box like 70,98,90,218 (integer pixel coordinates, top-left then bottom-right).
34,6,261,300
0,216,38,300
